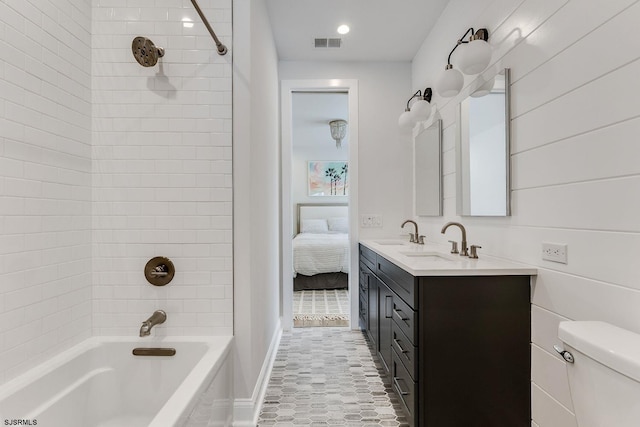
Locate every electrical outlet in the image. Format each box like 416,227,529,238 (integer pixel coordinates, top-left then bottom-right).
542,242,568,264
360,214,383,228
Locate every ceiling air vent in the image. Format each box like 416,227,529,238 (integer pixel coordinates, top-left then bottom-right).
314,38,342,48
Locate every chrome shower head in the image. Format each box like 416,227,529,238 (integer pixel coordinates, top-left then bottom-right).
131,36,165,67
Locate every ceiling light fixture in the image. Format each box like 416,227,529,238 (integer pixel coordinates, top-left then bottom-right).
436,28,491,98
337,25,350,35
398,88,433,131
329,119,348,149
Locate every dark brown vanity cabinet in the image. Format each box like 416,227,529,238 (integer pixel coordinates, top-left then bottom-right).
358,244,531,427
359,244,378,348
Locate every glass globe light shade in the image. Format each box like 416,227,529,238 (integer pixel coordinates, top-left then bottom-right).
410,99,432,123
457,38,492,75
436,65,464,98
398,110,415,131
470,76,496,98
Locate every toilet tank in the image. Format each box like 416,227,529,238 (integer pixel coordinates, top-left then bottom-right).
558,321,640,427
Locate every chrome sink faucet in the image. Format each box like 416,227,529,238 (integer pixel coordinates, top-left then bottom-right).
441,222,469,256
402,220,424,244
139,310,167,337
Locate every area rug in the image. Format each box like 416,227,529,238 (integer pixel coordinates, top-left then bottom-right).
293,289,349,327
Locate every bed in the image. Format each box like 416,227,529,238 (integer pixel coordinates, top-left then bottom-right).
293,204,349,291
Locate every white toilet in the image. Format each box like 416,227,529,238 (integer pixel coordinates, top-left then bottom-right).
558,321,640,427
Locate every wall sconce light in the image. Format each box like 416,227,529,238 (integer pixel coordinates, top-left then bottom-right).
398,87,433,131
470,75,496,98
436,28,491,98
329,119,347,149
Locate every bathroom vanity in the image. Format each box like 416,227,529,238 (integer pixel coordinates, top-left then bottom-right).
359,240,536,426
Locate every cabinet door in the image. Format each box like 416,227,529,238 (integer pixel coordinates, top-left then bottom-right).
419,276,531,426
358,266,369,331
367,274,379,350
378,281,393,373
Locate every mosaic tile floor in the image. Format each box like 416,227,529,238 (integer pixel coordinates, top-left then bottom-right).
293,290,350,327
257,327,409,426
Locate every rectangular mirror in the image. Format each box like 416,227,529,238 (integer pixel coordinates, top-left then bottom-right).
415,119,442,216
456,68,510,216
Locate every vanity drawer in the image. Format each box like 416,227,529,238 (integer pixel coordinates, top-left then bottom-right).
359,283,368,302
360,261,376,299
359,268,369,300
359,294,367,330
392,292,417,344
377,256,417,308
360,245,378,271
359,244,377,272
392,320,417,380
392,347,416,425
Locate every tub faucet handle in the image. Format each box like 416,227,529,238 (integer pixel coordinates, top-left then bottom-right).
448,240,459,254
150,264,168,277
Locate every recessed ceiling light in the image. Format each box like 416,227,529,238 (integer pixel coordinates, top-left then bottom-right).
337,25,350,35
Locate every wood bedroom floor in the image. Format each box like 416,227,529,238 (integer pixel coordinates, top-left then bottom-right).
257,327,409,426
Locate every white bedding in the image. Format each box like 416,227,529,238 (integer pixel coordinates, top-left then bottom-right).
292,233,349,276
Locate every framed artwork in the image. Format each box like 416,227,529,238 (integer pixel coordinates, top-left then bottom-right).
308,161,349,196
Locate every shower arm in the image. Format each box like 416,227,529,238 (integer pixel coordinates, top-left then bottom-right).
190,0,228,55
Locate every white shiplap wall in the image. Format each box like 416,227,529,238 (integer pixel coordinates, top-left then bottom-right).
0,0,93,383
411,0,640,425
91,0,233,336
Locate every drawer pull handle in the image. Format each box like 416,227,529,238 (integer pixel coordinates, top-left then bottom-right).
393,338,409,354
393,308,409,321
385,295,393,318
393,376,410,396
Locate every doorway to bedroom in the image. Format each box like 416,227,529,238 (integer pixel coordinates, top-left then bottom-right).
280,79,359,331
291,92,350,328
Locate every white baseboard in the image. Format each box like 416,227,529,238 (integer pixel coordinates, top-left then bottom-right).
233,319,282,426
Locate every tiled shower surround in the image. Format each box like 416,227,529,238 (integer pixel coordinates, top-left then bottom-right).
0,0,232,382
91,0,233,336
0,0,93,383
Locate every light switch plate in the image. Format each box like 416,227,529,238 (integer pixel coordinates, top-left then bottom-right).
361,214,383,228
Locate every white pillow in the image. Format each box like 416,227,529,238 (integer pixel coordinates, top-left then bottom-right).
328,217,349,233
300,219,329,233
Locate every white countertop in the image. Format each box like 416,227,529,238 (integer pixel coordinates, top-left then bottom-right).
360,239,538,277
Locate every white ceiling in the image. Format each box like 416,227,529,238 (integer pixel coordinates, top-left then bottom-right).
265,0,450,61
292,92,349,149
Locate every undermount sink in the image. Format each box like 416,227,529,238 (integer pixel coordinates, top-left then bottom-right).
374,240,407,246
399,251,452,261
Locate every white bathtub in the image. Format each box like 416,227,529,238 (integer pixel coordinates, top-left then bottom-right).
0,336,233,427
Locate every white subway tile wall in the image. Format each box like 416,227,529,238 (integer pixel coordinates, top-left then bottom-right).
0,0,232,383
0,0,93,383
91,0,232,336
